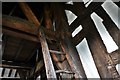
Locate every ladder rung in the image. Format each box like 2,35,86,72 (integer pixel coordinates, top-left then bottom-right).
56,70,74,74
49,50,66,55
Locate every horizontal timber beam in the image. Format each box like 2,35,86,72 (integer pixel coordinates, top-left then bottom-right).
1,60,32,69
1,15,57,41
2,27,39,43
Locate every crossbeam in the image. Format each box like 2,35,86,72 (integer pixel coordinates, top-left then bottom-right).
2,15,57,41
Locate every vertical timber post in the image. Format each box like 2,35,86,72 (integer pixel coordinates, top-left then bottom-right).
51,3,87,79
84,17,120,79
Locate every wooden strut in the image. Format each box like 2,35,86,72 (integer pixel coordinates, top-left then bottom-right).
19,2,40,27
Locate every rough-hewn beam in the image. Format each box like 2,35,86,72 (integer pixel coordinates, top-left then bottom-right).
110,48,120,65
2,15,37,35
85,17,120,79
19,2,40,27
2,15,57,41
52,3,87,79
38,28,57,79
95,6,119,47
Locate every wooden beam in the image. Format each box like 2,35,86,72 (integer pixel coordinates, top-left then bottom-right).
85,17,120,79
110,48,120,65
1,60,32,69
2,15,57,41
2,15,37,35
43,3,53,30
95,6,119,47
38,28,57,79
2,28,39,43
72,27,89,46
52,3,87,79
68,2,103,33
19,2,40,27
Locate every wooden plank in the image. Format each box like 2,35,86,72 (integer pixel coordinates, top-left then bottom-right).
52,3,87,79
2,28,39,43
2,15,57,41
38,28,57,79
2,15,37,35
85,17,120,79
19,2,40,27
1,60,32,69
49,50,66,55
95,6,119,47
110,48,120,65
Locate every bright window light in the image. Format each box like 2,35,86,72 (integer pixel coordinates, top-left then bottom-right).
91,12,118,53
72,25,83,37
65,10,77,25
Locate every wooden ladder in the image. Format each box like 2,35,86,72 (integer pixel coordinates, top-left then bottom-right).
38,27,75,80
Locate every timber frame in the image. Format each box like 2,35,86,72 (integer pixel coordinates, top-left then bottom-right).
1,1,120,80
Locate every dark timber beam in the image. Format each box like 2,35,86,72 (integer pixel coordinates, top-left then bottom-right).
43,3,53,30
67,2,103,33
2,28,39,43
19,2,40,27
85,17,120,79
110,48,120,65
2,15,57,41
72,26,90,46
95,6,120,47
1,60,32,69
52,3,87,79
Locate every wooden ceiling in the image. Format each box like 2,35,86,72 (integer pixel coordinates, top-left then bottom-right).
1,1,120,79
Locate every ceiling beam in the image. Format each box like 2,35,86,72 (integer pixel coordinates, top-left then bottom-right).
2,15,57,41
19,2,41,27
1,60,32,69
